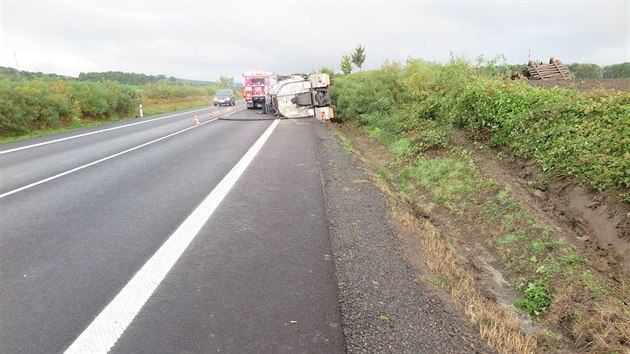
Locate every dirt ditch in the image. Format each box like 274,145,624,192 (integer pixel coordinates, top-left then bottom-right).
326,121,630,353
451,132,630,276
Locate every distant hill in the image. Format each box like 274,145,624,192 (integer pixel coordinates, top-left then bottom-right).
78,71,218,86
0,67,219,86
0,66,72,81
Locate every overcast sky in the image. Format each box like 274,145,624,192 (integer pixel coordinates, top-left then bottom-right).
1,1,628,82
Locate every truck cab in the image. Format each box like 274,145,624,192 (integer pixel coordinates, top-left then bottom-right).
242,71,277,109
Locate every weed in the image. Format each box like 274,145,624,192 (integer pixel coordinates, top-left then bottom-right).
483,179,496,190
430,276,447,287
389,138,412,160
535,262,561,278
500,233,518,245
406,156,480,207
500,212,518,231
333,131,352,152
580,271,609,295
514,278,527,291
514,279,553,317
375,168,389,181
497,189,518,211
484,200,501,219
561,254,586,266
543,328,561,340
523,216,537,227
531,238,555,254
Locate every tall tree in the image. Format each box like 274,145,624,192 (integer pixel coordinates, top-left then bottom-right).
351,45,366,71
218,75,234,87
341,55,352,75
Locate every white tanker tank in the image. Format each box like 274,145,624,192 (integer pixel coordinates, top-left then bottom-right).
264,73,334,120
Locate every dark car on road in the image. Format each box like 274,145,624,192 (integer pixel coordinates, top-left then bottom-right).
214,89,236,106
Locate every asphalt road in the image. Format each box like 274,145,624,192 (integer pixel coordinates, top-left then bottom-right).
0,104,345,353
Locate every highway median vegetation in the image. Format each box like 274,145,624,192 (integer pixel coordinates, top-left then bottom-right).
331,58,629,353
0,70,234,142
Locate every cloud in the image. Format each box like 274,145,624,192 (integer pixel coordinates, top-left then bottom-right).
1,1,627,80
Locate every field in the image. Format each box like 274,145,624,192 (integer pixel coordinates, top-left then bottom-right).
529,77,630,92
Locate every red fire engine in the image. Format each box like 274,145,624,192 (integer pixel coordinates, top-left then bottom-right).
241,71,277,109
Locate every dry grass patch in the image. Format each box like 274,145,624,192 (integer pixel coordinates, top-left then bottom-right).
337,130,538,353
383,178,537,354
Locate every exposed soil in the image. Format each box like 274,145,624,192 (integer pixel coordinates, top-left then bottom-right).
327,121,630,352
453,132,630,276
527,78,630,92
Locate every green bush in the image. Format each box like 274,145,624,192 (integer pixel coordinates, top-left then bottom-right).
0,79,138,138
0,73,227,139
331,59,630,196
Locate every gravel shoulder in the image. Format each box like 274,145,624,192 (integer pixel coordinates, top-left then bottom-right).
310,119,493,353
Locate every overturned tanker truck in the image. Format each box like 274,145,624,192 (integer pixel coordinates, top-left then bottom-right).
263,73,334,120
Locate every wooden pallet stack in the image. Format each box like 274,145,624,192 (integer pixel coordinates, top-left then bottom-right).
524,57,571,80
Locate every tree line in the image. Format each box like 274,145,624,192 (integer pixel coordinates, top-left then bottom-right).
315,48,630,80
78,71,170,85
78,71,219,86
0,66,222,86
567,62,630,79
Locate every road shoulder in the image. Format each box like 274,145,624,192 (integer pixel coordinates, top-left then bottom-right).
312,119,492,353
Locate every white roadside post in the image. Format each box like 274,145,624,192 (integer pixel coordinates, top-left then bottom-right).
139,103,143,118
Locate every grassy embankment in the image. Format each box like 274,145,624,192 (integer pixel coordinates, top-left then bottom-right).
331,59,629,353
0,78,236,144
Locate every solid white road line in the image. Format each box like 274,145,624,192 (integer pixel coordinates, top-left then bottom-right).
0,118,218,199
64,119,280,354
0,106,219,155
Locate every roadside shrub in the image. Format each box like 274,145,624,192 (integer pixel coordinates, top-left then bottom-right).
331,59,630,196
0,73,229,140
0,81,30,136
0,79,137,138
